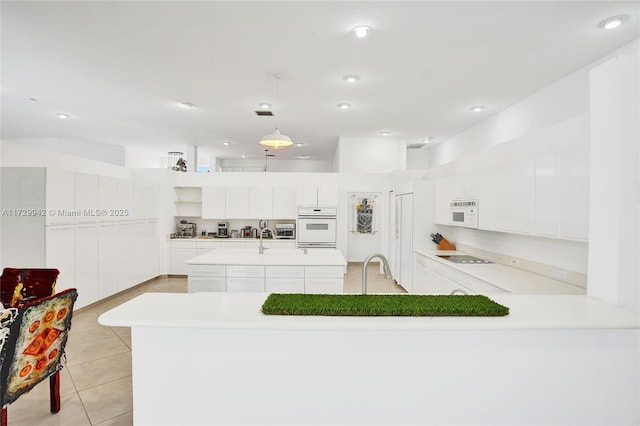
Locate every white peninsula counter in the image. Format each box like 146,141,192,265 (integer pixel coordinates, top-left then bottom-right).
98,292,640,426
185,248,347,293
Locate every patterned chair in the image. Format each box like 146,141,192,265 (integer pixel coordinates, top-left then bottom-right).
0,267,73,426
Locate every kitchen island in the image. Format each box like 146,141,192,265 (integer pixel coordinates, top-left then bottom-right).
98,292,639,426
185,248,347,293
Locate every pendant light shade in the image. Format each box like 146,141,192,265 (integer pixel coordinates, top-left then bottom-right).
259,127,293,150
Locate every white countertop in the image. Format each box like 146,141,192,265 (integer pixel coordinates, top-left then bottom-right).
415,248,586,295
168,237,294,242
184,248,347,266
98,292,639,331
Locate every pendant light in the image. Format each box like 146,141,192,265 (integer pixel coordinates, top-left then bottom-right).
259,75,293,150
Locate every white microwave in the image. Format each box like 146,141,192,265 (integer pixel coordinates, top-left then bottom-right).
449,199,479,229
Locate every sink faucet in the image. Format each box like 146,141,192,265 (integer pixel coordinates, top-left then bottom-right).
362,253,393,294
259,228,274,254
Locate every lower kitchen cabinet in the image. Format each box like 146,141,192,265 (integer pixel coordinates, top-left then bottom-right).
75,223,99,309
265,266,305,293
45,224,75,297
98,222,118,299
188,276,226,292
413,253,505,294
305,266,343,294
227,277,265,292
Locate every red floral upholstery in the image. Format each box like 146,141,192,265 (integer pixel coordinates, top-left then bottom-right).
0,268,59,308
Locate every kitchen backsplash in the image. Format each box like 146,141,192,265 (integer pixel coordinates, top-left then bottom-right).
456,243,587,288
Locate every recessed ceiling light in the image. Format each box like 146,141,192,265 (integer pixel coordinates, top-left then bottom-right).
259,103,271,109
599,15,627,29
180,102,196,109
223,141,230,146
343,75,359,83
338,103,351,110
351,25,371,38
295,143,304,147
380,131,390,136
56,113,70,119
241,155,247,158
470,105,486,112
423,137,434,144
296,155,310,159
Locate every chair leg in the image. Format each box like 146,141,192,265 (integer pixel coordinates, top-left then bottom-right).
1,406,7,426
49,371,60,413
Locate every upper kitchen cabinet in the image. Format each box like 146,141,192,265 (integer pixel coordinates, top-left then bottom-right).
477,166,513,232
117,179,134,222
559,145,589,241
434,176,464,225
201,186,225,219
98,176,118,222
45,168,75,225
535,152,561,237
75,173,98,224
225,186,250,218
272,186,297,219
296,184,339,207
512,158,536,234
133,183,159,220
174,186,202,217
249,186,273,219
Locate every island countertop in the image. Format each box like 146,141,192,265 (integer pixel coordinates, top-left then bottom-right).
184,247,347,266
98,292,640,331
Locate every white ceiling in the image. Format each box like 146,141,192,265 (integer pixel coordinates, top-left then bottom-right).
1,1,638,162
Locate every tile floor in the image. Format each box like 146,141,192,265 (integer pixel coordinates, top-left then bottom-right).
5,262,403,426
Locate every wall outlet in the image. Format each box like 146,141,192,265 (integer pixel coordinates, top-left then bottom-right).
510,258,520,267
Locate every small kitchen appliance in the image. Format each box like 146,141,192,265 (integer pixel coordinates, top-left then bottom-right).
217,222,229,238
241,226,255,238
449,199,479,229
176,221,196,238
275,223,296,239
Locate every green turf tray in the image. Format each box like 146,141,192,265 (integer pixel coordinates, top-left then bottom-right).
261,294,509,317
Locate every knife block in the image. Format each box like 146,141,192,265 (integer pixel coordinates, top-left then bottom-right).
437,238,456,251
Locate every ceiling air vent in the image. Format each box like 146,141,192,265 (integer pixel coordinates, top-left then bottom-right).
255,110,274,116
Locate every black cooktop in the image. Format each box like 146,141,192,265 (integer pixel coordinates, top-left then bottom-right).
436,255,493,264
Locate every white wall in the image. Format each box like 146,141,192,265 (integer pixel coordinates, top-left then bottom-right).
336,137,406,173
2,138,126,167
587,54,640,312
1,140,131,179
217,158,333,173
406,145,430,169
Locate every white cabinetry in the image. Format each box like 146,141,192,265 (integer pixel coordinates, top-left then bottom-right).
225,186,250,218
117,179,133,222
413,253,505,294
45,224,75,293
201,186,226,219
188,265,226,292
116,221,134,292
250,186,273,219
75,173,98,224
296,184,339,207
45,169,75,225
98,177,118,223
535,152,561,237
477,166,513,232
174,187,202,217
98,222,118,298
434,176,463,225
226,265,265,292
74,223,99,308
304,266,344,294
512,158,536,234
168,240,197,275
133,220,159,284
272,187,297,218
391,181,434,292
560,145,589,240
265,266,304,293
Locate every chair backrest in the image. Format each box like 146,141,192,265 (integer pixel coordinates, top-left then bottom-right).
0,288,77,407
0,268,59,308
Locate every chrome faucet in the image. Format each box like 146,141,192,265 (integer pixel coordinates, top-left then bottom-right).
258,228,275,254
362,253,393,294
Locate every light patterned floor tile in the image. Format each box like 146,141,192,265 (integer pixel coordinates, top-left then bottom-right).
79,376,133,425
67,352,132,391
5,392,91,426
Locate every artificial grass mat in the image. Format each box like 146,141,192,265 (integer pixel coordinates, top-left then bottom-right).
261,294,509,317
